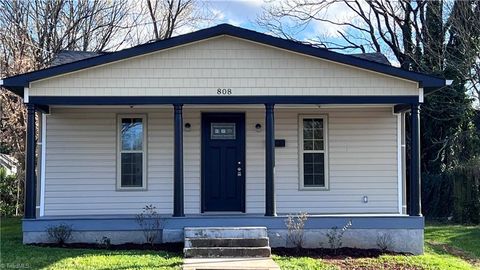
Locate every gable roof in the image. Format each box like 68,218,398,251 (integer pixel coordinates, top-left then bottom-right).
350,52,391,65
1,23,447,96
50,50,106,66
53,49,392,67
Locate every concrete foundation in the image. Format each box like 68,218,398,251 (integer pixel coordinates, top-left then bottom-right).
22,215,424,254
23,228,423,254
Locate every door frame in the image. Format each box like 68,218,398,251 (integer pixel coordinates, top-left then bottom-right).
201,112,246,213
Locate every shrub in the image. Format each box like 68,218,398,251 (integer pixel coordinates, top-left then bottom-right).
376,232,394,252
285,212,308,250
97,236,111,249
326,220,352,254
135,204,162,246
0,167,19,216
46,223,73,245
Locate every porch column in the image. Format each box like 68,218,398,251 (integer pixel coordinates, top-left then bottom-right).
409,105,421,216
25,104,36,219
265,103,276,216
173,104,184,217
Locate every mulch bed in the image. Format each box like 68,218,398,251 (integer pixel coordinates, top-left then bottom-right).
31,243,409,261
273,248,416,270
272,247,403,259
31,242,184,253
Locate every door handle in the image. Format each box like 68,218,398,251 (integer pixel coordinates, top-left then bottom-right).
237,166,242,176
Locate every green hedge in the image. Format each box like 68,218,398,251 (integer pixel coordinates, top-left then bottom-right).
423,160,480,224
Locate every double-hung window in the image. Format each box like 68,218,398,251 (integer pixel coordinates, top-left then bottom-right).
117,115,147,190
299,115,328,189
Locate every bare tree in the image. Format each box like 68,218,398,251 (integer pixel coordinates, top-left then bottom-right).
142,0,212,41
0,0,133,69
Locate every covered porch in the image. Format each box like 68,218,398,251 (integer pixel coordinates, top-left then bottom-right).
24,95,421,219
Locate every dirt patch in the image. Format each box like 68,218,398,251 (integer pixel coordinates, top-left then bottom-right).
427,241,480,267
327,258,423,270
30,242,183,253
272,247,403,259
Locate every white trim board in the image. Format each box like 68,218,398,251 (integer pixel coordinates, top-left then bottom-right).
39,113,47,217
396,113,402,214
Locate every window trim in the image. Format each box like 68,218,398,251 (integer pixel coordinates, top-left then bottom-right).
116,114,147,191
298,114,329,190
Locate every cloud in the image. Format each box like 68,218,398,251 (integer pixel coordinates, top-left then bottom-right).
204,0,265,28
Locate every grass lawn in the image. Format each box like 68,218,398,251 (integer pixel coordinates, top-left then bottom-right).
0,218,182,270
1,217,478,270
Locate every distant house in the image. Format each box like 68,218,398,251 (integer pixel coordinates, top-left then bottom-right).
0,154,18,175
1,24,449,255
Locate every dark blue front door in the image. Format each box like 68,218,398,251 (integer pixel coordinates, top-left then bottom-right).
202,113,245,212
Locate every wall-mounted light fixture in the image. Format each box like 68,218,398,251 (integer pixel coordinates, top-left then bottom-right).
362,195,369,203
255,123,262,132
184,123,191,131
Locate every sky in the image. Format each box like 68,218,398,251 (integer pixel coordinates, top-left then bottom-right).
202,0,366,52
206,0,264,30
202,0,399,63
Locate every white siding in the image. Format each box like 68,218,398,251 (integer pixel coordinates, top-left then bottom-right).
30,36,418,97
275,107,398,213
44,108,173,215
44,106,399,216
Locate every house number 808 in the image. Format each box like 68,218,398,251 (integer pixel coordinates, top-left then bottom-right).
217,88,232,95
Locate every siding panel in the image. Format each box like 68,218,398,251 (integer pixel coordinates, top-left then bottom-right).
44,107,399,216
31,37,417,96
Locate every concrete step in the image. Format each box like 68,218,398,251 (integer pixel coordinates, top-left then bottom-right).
184,247,271,258
184,227,267,239
183,258,281,270
185,237,269,248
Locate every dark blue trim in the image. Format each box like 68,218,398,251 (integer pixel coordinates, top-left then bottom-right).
173,104,184,217
23,215,424,231
394,104,411,113
265,104,276,216
2,23,446,95
25,104,36,219
409,105,422,216
28,96,419,105
36,105,50,114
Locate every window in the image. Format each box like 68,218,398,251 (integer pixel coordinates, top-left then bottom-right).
211,123,236,140
117,115,147,190
299,115,328,189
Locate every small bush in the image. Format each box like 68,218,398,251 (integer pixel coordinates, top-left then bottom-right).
46,223,73,245
97,236,111,249
326,220,352,254
376,232,394,252
285,212,308,250
135,204,162,247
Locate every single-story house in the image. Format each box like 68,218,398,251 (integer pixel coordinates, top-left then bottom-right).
1,24,450,255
